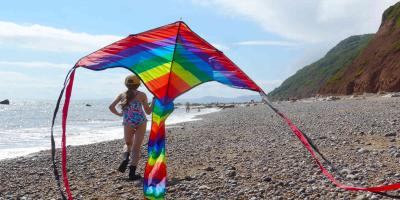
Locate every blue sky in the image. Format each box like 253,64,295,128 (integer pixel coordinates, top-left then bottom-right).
0,0,397,100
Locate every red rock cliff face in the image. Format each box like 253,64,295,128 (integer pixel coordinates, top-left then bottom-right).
319,2,400,95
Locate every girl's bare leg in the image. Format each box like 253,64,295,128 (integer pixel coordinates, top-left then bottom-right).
130,122,147,167
118,125,136,172
124,125,136,152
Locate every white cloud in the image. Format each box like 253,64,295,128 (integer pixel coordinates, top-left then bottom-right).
0,71,33,81
0,21,122,52
0,69,140,100
194,0,398,43
235,40,298,46
0,61,71,69
0,71,57,87
0,20,231,54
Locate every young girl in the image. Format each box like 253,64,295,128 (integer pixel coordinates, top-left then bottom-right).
109,75,154,180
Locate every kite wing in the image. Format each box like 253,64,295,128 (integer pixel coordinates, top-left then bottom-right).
75,21,262,103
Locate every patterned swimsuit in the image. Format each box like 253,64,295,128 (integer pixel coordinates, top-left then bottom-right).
122,96,147,129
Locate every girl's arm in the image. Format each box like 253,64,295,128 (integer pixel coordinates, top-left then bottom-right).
141,93,154,115
109,94,123,117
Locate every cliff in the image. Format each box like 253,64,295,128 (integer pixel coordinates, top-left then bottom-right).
268,34,373,100
319,2,400,95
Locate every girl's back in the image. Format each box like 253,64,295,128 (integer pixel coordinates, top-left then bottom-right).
121,90,147,129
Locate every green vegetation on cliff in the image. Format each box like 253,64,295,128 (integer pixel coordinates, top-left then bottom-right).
268,34,373,100
382,1,400,28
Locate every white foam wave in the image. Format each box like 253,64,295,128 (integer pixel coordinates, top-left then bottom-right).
0,108,220,160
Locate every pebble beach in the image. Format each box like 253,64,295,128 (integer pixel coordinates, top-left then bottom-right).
1,96,400,200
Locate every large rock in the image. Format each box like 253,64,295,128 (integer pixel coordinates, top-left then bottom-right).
0,99,10,105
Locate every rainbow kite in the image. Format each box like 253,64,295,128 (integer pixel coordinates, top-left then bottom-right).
51,21,400,200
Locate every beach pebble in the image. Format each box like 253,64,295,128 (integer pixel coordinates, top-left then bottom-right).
184,175,194,181
357,148,369,154
346,174,358,180
306,179,316,184
384,132,397,137
370,194,380,200
203,166,214,171
262,175,272,182
225,170,236,177
199,185,210,190
355,194,367,200
340,168,352,175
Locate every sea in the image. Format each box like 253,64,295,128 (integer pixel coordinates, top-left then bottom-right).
0,100,219,160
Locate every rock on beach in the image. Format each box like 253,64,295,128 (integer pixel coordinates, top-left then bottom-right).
0,99,9,105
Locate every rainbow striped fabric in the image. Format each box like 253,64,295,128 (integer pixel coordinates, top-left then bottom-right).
143,99,173,199
76,21,261,104
74,21,262,199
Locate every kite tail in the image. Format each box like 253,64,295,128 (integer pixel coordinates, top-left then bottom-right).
144,99,174,200
51,67,77,200
259,91,400,195
260,92,334,167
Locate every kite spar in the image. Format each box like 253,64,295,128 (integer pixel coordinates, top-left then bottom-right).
51,21,400,200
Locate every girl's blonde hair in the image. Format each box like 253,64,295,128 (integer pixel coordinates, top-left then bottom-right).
121,75,140,109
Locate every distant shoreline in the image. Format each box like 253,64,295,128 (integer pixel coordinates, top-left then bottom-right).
272,91,400,103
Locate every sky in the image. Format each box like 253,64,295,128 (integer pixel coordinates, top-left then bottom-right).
0,0,397,100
